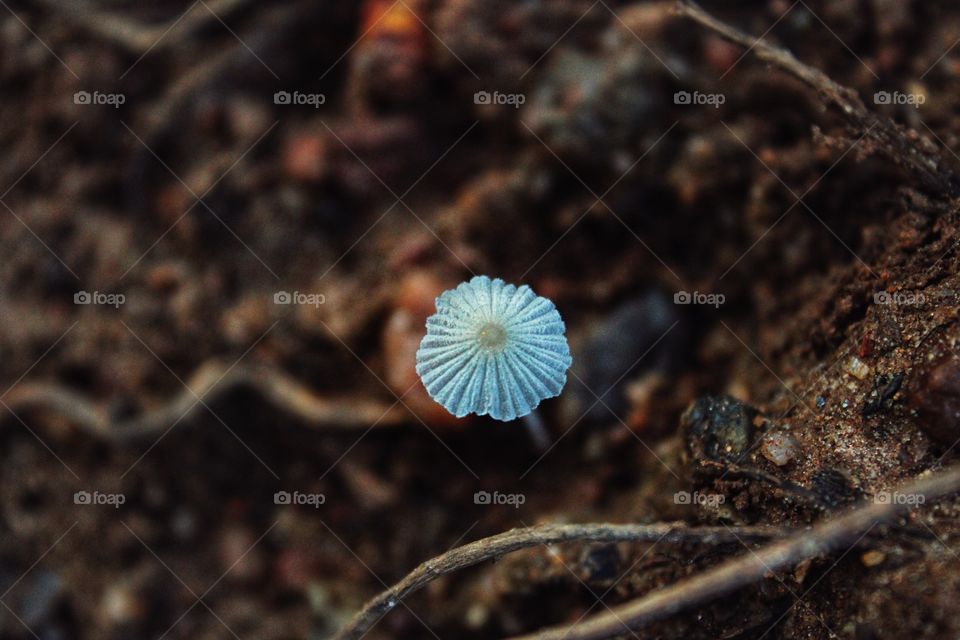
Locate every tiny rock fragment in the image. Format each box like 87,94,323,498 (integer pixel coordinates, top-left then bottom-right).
760,431,800,466
683,394,757,463
844,356,871,380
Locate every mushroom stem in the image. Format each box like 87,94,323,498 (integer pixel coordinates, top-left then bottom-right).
522,410,552,453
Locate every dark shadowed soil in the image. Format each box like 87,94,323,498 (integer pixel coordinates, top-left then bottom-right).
1,1,960,638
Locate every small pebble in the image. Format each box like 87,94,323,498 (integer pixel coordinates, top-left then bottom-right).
861,550,886,567
760,431,800,466
683,395,756,462
844,356,871,380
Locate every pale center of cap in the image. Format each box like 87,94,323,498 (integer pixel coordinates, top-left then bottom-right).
476,322,508,351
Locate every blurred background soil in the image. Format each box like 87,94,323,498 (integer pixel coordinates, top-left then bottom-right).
1,0,960,638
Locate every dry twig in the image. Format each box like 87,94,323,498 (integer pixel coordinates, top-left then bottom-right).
675,0,960,197
4,360,407,439
333,522,786,640
505,464,960,640
34,0,256,54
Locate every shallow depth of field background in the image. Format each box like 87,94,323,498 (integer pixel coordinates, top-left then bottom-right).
2,1,960,639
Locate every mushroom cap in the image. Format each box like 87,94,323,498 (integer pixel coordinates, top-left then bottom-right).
415,275,572,422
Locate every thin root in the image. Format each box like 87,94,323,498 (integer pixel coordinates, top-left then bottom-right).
3,360,408,440
333,522,787,640
675,0,960,197
505,464,960,640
